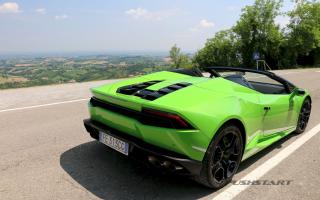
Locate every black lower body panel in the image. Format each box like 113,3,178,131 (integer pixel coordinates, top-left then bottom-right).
83,119,202,176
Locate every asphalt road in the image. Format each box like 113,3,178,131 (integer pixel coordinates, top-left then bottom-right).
0,68,320,200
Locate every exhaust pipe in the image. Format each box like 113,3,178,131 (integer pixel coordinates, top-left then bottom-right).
148,156,183,171
148,156,162,168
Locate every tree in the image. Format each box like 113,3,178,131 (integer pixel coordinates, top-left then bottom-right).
193,30,241,68
193,0,320,69
194,0,284,69
233,0,283,68
286,0,320,66
169,44,192,68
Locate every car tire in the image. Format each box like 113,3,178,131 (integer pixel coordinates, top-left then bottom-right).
194,124,244,189
295,98,312,134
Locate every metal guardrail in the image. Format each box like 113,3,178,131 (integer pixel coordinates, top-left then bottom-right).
256,60,272,71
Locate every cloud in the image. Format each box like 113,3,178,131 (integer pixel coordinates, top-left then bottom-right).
125,7,178,21
0,2,20,14
199,19,215,28
190,19,215,32
55,14,69,20
35,8,46,14
226,6,238,12
125,8,148,19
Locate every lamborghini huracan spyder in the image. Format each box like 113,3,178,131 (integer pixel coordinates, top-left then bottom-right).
83,67,311,189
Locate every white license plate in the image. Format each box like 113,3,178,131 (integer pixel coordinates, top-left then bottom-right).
99,131,129,155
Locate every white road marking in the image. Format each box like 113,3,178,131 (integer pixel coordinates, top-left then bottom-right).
0,98,89,113
212,123,320,200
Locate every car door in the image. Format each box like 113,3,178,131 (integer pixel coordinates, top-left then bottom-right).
259,94,296,135
244,72,296,136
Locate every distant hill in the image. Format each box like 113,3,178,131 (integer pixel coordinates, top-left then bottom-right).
0,54,171,89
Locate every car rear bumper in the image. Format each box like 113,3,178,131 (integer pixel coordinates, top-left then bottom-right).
83,119,202,176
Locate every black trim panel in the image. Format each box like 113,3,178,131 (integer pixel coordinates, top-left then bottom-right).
90,97,140,119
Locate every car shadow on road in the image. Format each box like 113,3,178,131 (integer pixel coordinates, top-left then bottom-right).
60,141,213,200
237,133,297,172
60,133,298,200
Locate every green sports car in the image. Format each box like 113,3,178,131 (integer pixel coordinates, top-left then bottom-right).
83,66,311,189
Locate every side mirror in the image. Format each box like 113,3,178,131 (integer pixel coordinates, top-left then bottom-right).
295,88,306,96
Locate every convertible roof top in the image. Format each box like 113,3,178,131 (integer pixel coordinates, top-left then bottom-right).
203,66,296,89
203,66,275,76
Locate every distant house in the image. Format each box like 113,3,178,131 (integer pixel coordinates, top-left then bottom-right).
119,62,127,67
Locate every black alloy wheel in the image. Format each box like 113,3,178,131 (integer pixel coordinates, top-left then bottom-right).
211,130,242,184
295,98,311,134
195,124,243,189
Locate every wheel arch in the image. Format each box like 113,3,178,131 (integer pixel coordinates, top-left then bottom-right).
305,95,312,103
209,118,247,158
222,118,247,153
196,117,247,188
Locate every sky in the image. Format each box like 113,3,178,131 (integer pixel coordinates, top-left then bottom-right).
0,0,295,54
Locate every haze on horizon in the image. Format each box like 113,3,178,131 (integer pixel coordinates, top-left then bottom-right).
0,0,294,54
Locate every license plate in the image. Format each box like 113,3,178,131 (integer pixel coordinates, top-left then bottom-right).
99,131,129,155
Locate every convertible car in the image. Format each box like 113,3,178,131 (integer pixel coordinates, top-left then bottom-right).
83,67,311,189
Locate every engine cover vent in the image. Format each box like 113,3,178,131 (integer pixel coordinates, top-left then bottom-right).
117,81,192,101
117,81,162,95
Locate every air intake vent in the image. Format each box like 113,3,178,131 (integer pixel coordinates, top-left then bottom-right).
117,81,192,101
117,81,162,95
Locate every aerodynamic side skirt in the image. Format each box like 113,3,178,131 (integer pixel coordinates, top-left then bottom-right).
263,126,296,135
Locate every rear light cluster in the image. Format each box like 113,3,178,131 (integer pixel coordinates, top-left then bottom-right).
90,97,194,129
140,108,194,129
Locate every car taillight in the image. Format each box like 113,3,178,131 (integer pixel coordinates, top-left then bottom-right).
140,108,194,129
